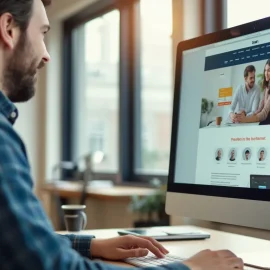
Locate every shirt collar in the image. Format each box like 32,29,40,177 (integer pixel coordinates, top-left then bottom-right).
243,84,256,93
0,91,18,125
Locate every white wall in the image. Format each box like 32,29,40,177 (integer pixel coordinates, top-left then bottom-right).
203,67,232,122
47,0,97,20
14,100,39,186
183,0,202,40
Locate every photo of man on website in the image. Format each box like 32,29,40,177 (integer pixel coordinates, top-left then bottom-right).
228,65,260,123
243,149,251,161
215,149,223,161
258,148,266,161
229,149,236,161
200,59,270,128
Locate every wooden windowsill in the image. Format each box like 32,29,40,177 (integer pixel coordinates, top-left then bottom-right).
42,180,156,201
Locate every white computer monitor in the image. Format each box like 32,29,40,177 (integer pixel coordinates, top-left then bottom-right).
166,17,270,230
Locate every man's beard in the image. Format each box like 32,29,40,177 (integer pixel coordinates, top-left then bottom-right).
3,32,44,103
248,82,254,89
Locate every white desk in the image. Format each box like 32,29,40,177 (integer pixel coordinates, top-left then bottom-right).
203,122,259,128
58,226,270,269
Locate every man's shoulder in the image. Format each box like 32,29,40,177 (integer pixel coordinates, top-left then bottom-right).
0,112,23,146
0,112,15,130
235,84,244,93
0,112,12,131
0,112,29,172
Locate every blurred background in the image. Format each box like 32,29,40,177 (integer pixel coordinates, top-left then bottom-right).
15,0,270,236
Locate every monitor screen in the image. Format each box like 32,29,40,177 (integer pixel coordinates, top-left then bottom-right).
174,28,270,190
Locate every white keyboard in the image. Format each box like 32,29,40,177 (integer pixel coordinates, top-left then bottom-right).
124,254,259,269
124,254,185,267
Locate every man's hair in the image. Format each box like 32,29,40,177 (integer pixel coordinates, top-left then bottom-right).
0,0,51,31
245,150,250,154
244,65,256,78
260,150,264,153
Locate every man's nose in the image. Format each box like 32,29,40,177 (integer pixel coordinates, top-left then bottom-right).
43,49,51,63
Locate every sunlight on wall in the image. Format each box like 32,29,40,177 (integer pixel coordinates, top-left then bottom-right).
227,0,270,27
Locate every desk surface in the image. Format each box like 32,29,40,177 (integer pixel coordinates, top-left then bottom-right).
58,226,270,268
43,181,156,200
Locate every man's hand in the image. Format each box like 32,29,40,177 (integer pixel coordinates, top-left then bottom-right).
239,110,246,116
183,249,244,270
91,235,169,260
235,110,246,122
236,114,247,123
229,112,236,122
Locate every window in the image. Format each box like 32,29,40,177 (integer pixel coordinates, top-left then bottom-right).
136,0,173,173
89,120,105,153
71,10,120,172
63,0,176,182
227,0,270,27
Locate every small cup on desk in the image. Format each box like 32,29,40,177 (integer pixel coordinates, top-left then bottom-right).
61,205,87,232
216,116,222,126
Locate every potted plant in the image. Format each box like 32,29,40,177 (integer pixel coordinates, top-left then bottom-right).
200,98,214,127
257,73,265,92
129,180,170,227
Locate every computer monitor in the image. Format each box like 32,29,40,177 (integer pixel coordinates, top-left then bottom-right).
166,17,270,230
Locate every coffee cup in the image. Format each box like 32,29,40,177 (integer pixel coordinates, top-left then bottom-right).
61,205,87,232
216,116,222,126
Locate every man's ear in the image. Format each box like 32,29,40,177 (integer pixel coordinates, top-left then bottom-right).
0,13,20,50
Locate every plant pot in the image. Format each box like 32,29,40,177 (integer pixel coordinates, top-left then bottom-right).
200,113,208,128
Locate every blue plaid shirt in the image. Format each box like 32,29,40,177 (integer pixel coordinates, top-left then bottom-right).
0,91,189,270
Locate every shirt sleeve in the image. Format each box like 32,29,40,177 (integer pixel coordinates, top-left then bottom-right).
255,89,265,115
57,234,95,258
229,86,239,114
247,88,261,116
0,119,190,270
256,91,270,121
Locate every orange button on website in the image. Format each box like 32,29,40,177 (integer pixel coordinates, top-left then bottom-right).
218,101,232,106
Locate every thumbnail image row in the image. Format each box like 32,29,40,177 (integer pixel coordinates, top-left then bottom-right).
215,147,266,162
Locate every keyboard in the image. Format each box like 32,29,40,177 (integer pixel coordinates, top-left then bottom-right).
124,254,185,267
124,254,258,269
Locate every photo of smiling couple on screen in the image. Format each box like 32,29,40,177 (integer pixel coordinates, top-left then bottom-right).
200,58,270,128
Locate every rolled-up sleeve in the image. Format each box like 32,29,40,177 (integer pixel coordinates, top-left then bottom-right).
58,234,95,258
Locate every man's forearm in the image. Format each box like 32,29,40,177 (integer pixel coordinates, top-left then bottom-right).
245,114,259,123
56,235,191,270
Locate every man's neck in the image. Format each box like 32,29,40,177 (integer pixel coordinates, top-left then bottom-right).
245,84,251,92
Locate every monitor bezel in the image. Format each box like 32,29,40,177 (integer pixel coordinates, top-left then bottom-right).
168,16,270,202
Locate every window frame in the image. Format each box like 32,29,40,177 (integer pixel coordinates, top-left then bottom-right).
62,0,218,184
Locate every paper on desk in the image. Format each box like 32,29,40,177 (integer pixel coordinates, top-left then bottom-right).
239,251,270,269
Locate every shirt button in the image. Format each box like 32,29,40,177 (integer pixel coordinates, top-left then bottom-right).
10,111,17,118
